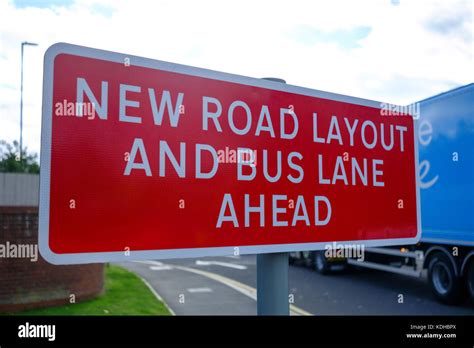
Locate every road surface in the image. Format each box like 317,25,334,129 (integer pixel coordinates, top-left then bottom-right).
118,255,474,315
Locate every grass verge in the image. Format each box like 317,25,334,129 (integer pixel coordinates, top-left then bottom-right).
13,265,171,315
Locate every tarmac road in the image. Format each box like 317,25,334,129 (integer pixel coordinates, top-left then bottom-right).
118,255,474,315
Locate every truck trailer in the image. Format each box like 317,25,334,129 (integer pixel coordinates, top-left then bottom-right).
290,83,474,305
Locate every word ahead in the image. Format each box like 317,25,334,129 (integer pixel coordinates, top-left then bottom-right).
39,43,420,264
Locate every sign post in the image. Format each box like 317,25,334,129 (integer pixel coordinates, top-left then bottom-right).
257,252,289,315
257,78,289,315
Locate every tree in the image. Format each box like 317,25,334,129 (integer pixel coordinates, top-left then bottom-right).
0,140,40,174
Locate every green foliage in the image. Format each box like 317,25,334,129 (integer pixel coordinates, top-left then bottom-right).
0,140,39,174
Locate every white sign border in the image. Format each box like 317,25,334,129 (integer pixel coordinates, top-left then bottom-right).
39,42,422,265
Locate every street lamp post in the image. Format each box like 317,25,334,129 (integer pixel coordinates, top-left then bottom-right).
20,41,38,164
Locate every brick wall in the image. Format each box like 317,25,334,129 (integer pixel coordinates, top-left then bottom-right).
0,206,105,313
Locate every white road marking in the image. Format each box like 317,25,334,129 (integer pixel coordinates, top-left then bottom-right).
173,264,312,316
195,260,247,270
135,273,176,315
135,260,164,266
135,260,173,270
132,260,312,316
150,265,173,271
187,287,213,293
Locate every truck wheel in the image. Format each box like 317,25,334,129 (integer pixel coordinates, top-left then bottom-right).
289,252,296,265
467,260,474,299
315,251,330,275
427,252,467,305
302,251,314,268
294,251,304,265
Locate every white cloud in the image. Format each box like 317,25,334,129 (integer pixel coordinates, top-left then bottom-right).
0,0,472,156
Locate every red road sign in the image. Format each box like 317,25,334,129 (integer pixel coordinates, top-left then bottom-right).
39,43,420,264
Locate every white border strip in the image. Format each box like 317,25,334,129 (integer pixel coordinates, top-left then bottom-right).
39,42,422,265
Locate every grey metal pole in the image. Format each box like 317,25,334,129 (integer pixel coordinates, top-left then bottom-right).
257,77,289,316
20,42,24,164
19,41,38,165
257,252,289,315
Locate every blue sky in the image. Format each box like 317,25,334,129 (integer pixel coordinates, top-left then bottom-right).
13,0,73,8
0,0,472,155
12,0,115,16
